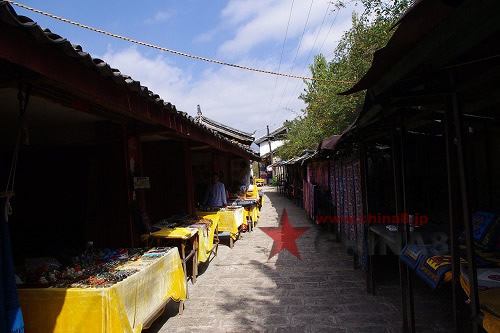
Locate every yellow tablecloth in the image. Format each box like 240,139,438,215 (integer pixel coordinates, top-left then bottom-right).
18,248,187,333
242,204,259,228
246,186,259,199
150,216,219,263
460,273,500,333
151,227,196,239
197,208,243,240
196,214,219,263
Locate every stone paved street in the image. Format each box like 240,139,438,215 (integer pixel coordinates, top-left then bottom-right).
146,187,454,333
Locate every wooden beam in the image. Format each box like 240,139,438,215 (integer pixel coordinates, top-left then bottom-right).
0,24,257,161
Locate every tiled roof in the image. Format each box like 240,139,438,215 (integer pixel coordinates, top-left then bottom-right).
194,106,255,145
0,1,259,159
255,125,287,144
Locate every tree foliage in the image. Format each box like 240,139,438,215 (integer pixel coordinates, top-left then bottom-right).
277,1,411,160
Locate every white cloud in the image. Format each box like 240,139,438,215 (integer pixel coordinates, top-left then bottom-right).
100,46,190,104
98,2,362,136
217,0,345,58
221,0,276,26
193,28,219,43
99,47,306,133
297,10,353,58
144,10,174,24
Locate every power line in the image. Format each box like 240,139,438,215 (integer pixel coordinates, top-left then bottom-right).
270,0,314,126
282,3,334,115
265,0,295,125
278,7,342,126
6,0,355,84
318,7,340,55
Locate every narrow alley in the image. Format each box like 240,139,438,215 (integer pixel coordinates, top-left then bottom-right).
146,188,452,332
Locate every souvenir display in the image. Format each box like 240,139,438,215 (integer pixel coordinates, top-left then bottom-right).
22,247,172,289
229,199,257,208
153,215,213,230
197,205,221,212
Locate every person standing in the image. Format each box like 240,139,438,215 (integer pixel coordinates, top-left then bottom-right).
237,160,251,194
203,173,227,207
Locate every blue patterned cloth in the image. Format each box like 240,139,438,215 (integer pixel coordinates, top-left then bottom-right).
1,199,24,333
415,255,452,290
400,244,429,270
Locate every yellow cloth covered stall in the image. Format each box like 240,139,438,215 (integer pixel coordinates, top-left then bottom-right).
18,248,187,333
460,272,500,333
195,214,219,263
151,227,194,239
149,215,219,263
246,185,258,199
217,208,243,239
197,208,243,240
241,204,259,228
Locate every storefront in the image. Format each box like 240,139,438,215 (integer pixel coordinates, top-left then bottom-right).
0,3,259,332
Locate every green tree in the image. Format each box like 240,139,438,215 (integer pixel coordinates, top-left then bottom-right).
277,1,411,160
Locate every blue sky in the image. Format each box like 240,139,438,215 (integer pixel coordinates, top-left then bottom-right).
13,0,358,138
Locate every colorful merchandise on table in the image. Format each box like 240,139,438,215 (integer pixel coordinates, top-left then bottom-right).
18,247,186,333
153,215,213,230
21,247,172,289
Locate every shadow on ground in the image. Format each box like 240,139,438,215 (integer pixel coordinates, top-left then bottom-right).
146,188,455,333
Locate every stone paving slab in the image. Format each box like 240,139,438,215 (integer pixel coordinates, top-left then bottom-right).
145,187,454,333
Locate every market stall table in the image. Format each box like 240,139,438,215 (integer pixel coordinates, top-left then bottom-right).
18,247,187,333
148,228,198,285
230,199,260,231
196,207,244,248
148,215,220,284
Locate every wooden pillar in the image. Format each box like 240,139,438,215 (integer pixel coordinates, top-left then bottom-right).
184,142,195,214
444,101,463,332
451,86,480,331
124,130,143,247
360,138,373,294
392,128,415,333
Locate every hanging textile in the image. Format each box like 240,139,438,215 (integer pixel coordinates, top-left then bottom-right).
329,161,336,206
346,163,356,241
1,198,25,333
353,160,367,269
342,163,349,239
310,183,315,219
302,180,309,213
321,161,329,188
335,160,343,235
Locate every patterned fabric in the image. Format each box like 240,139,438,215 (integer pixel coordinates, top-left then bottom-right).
400,244,429,270
346,164,355,241
472,212,498,250
416,255,452,290
459,244,500,268
342,163,349,239
1,199,25,333
329,161,336,205
335,160,342,235
303,180,309,215
310,183,316,219
353,160,366,268
320,161,329,188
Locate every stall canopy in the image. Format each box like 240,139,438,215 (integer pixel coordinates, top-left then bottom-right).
340,0,500,126
318,135,341,151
